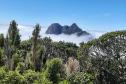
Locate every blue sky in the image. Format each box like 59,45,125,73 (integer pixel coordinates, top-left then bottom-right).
0,0,126,31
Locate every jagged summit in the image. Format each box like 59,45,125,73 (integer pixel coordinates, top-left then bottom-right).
46,23,90,36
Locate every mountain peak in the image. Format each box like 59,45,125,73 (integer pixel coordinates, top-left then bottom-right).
45,23,62,34
68,23,82,34
71,23,78,27
46,23,90,36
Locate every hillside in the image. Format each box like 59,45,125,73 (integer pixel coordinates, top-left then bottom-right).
0,20,126,84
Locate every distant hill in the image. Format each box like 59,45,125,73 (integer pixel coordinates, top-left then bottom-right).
46,23,90,36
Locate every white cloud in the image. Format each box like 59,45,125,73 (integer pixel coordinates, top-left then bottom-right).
18,25,34,40
0,25,105,46
0,25,8,37
42,33,94,46
89,31,105,38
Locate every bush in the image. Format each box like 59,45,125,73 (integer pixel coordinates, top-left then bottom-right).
45,58,65,84
68,72,94,84
23,70,40,83
59,80,70,84
23,69,52,84
16,62,25,74
4,70,25,84
0,67,6,83
34,73,52,84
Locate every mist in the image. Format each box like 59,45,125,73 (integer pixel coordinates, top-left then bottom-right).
0,25,105,45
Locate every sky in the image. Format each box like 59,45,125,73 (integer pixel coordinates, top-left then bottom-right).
0,0,126,32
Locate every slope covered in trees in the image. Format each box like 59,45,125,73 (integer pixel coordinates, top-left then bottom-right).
0,20,126,84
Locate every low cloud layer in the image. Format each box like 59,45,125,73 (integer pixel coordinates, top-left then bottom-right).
0,25,105,45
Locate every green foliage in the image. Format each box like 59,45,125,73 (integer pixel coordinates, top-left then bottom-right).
23,70,40,83
8,20,21,48
98,30,126,43
59,80,70,84
68,72,94,84
77,39,98,70
12,53,22,70
78,30,126,83
4,71,25,84
0,48,4,66
16,62,25,74
31,24,42,71
0,34,4,48
45,58,65,84
0,67,6,82
34,72,52,84
23,70,52,84
20,39,32,51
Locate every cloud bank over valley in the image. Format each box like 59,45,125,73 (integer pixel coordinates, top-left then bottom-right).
0,25,105,45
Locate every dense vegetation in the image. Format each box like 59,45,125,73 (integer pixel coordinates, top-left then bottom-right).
0,20,126,84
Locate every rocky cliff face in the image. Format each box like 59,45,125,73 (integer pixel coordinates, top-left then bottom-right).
45,23,62,35
46,23,90,36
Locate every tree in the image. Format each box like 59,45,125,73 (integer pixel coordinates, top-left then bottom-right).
4,20,20,70
31,24,41,71
8,20,21,48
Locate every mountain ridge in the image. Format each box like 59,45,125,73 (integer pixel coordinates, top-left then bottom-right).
46,23,90,36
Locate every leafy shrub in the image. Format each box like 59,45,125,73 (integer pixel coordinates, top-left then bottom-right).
16,62,25,74
59,80,70,84
68,72,94,84
23,70,40,83
4,71,25,84
23,69,52,84
0,67,6,83
45,58,65,84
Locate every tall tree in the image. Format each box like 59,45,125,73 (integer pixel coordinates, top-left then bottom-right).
4,20,20,70
8,20,20,48
31,24,41,70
